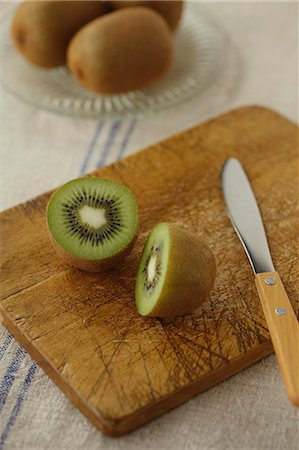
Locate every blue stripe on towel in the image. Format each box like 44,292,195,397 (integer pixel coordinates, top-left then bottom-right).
117,118,137,160
0,335,13,361
96,120,122,168
80,120,105,175
0,363,36,450
0,347,26,414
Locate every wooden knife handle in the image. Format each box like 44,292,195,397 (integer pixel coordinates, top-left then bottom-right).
255,271,299,407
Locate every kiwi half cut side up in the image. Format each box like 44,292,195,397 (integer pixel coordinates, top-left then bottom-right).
47,177,138,272
135,223,216,317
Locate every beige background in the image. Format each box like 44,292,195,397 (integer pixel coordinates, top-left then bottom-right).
0,1,298,449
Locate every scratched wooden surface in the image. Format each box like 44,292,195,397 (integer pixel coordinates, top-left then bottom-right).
0,106,298,436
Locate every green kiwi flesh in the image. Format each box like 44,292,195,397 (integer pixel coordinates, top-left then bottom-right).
135,223,216,317
47,177,138,271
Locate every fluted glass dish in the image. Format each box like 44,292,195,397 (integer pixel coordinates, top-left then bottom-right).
0,2,226,118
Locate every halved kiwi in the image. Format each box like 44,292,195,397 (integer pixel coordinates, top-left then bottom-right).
47,177,138,272
135,223,216,317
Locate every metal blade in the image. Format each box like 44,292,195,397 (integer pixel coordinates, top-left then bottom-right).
221,158,275,274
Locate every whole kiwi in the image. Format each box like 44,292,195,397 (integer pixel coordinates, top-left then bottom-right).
11,1,107,68
110,1,184,31
67,7,173,94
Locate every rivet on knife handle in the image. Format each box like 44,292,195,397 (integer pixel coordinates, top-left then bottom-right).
255,272,299,407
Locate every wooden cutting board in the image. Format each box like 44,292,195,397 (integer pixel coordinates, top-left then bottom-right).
0,106,298,436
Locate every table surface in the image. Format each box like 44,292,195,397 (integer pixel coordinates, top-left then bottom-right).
0,1,298,450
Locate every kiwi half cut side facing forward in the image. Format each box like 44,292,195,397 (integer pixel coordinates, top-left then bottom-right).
135,223,216,317
47,177,138,272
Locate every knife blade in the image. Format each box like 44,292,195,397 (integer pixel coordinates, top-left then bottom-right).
221,157,299,407
221,158,275,274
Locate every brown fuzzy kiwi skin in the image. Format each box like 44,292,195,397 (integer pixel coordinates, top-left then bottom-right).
110,1,184,31
11,1,107,68
145,224,216,317
67,7,173,94
47,228,137,272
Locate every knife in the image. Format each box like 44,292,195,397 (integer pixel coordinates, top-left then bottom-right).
221,157,299,407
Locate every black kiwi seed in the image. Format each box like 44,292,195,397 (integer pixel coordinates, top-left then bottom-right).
143,243,163,293
62,190,122,247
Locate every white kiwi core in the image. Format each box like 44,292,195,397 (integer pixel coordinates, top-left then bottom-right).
78,205,107,229
147,254,157,283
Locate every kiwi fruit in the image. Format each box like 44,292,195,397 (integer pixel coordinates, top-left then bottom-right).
11,1,107,68
47,178,138,272
110,1,184,31
67,7,173,94
135,223,216,317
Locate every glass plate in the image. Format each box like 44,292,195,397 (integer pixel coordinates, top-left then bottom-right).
0,2,226,119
